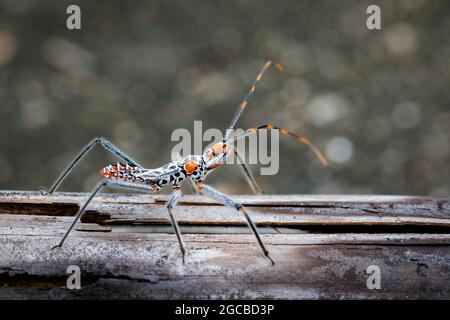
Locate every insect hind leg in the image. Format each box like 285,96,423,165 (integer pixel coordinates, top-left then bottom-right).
51,179,153,250
43,137,142,195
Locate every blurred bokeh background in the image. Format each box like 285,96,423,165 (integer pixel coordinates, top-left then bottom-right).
0,0,448,195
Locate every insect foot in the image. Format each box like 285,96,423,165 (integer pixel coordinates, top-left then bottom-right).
39,186,50,196
50,244,62,250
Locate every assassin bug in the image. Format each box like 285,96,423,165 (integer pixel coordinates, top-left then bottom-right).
43,60,328,264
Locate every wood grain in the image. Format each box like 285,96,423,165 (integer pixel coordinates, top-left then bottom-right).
0,191,449,299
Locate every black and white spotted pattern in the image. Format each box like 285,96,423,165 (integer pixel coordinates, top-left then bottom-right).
101,154,210,192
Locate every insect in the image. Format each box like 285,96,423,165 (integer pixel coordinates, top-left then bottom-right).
43,60,328,265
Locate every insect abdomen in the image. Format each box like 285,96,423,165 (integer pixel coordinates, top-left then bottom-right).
100,163,143,182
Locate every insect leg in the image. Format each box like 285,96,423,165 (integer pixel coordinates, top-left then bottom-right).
166,188,187,263
201,183,274,265
234,147,264,195
44,137,142,194
51,179,153,250
233,148,284,233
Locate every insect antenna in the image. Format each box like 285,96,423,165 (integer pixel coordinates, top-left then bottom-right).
224,60,284,141
225,124,328,166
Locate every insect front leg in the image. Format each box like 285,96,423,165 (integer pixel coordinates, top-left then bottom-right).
200,183,274,265
165,187,187,263
43,137,142,194
234,147,264,195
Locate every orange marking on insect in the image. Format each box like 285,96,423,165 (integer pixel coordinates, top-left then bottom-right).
184,161,198,175
274,63,285,72
241,100,247,110
310,147,328,166
298,136,310,144
267,124,275,129
280,129,289,135
197,181,203,192
251,128,258,133
100,167,116,179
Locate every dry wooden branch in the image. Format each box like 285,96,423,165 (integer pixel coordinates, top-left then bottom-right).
0,191,449,299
